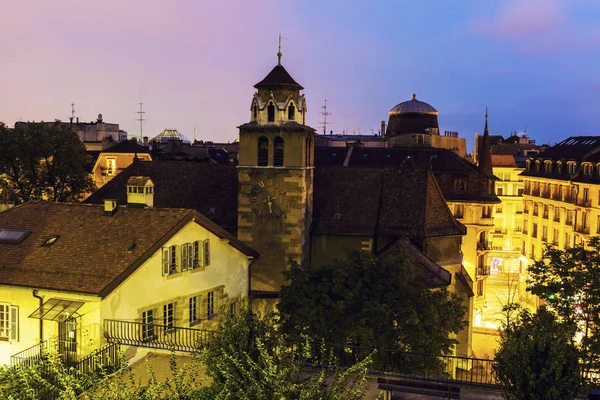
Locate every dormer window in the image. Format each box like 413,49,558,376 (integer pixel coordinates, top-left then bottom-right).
535,160,540,172
557,161,562,173
544,160,552,173
267,103,275,123
454,179,466,194
106,158,116,176
288,104,295,120
526,160,531,170
567,162,577,174
583,163,593,176
253,105,258,120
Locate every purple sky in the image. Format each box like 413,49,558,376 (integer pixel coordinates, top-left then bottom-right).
2,0,600,152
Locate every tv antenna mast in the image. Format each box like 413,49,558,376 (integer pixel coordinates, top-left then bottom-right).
70,103,75,124
320,99,332,135
136,102,146,138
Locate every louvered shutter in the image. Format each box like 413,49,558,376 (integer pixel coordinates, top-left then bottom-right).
162,248,170,275
193,241,200,268
9,306,18,342
181,244,189,271
203,239,210,266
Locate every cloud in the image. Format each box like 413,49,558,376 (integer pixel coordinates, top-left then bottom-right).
471,0,600,54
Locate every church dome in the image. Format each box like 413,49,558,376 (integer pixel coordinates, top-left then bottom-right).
386,94,439,137
389,94,438,115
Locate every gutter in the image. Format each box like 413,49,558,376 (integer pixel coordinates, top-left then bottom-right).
32,290,43,341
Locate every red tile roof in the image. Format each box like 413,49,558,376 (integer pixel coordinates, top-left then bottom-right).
491,155,517,167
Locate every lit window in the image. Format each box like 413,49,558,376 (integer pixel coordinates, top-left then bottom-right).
189,297,198,325
163,303,174,331
181,243,194,271
162,246,178,275
106,158,116,176
207,291,216,319
203,239,210,266
0,303,18,342
142,309,154,341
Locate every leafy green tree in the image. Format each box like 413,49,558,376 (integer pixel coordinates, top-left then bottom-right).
493,306,582,400
199,299,373,399
277,250,466,355
0,121,95,203
528,238,600,377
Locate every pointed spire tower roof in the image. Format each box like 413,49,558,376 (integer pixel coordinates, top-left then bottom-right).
254,35,303,90
478,108,493,177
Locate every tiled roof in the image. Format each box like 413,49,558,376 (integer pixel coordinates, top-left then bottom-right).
254,64,303,90
102,140,149,154
85,162,239,232
491,155,517,167
0,202,257,295
312,166,465,238
534,136,600,160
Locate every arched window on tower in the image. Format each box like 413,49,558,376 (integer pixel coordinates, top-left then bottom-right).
288,104,295,120
267,103,275,123
253,104,258,120
274,137,284,167
258,136,268,166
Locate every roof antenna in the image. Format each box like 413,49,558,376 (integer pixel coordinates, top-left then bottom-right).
70,102,75,124
320,99,332,135
136,100,146,138
277,34,287,65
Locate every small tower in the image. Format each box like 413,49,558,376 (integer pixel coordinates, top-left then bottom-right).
478,108,493,178
237,46,315,298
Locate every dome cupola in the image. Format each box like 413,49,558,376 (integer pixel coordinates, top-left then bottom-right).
386,94,439,137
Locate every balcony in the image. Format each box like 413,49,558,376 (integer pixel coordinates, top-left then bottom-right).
552,192,562,200
532,210,539,217
531,188,540,196
543,212,549,219
103,319,216,352
575,225,590,235
577,199,592,207
492,228,507,234
476,241,490,251
541,191,550,199
564,195,572,203
477,265,491,276
553,215,560,222
514,227,522,232
566,219,574,226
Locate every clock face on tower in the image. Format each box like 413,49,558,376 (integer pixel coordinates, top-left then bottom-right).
250,179,287,220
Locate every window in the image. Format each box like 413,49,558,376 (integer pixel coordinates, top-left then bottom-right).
544,161,552,172
532,223,538,238
253,105,257,120
553,229,559,245
565,232,572,249
584,188,589,204
193,241,200,268
207,291,216,319
142,310,154,341
454,179,466,194
162,246,178,275
0,228,30,244
203,239,210,266
542,226,548,242
523,219,528,234
568,162,577,174
535,160,540,172
533,203,538,216
163,303,174,331
0,303,18,342
584,163,593,175
273,137,284,167
496,206,502,214
41,235,59,248
106,158,116,176
543,205,548,219
482,206,492,218
181,243,193,271
257,136,268,166
597,215,600,234
288,104,295,120
454,204,464,218
189,297,198,325
497,187,503,196
477,280,484,297
531,244,535,258
557,162,562,173
417,134,424,144
267,103,275,123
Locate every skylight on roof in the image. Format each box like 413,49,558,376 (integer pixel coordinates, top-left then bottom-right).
0,228,30,244
42,235,59,248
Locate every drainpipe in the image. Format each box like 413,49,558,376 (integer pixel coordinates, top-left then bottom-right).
32,290,43,341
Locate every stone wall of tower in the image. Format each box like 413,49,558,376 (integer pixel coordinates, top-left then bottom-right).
238,166,313,292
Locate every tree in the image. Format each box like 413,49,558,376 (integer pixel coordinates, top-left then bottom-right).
277,250,466,355
0,121,95,204
493,306,582,400
199,299,373,400
527,238,600,377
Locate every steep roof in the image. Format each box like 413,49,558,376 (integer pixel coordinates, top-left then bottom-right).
253,64,304,90
102,140,149,154
491,155,517,168
85,161,239,232
0,202,257,296
312,166,465,238
532,136,600,161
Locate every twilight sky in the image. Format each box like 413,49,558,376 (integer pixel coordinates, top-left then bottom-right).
2,0,600,152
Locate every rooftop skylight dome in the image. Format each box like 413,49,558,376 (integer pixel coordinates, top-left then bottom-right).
386,94,440,137
150,129,191,144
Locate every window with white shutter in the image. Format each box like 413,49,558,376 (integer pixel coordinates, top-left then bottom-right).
162,247,170,276
181,244,189,271
193,241,200,268
0,303,18,342
203,239,210,266
10,306,18,342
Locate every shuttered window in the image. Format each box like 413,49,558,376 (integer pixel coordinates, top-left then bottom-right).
162,247,170,276
0,304,18,342
203,239,210,266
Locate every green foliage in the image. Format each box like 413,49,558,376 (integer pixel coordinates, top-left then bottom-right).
199,299,373,400
0,121,95,204
277,250,466,354
528,238,600,377
493,307,582,400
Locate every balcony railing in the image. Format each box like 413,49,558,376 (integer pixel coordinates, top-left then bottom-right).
531,188,540,196
564,195,572,203
11,340,50,368
575,226,590,234
552,192,561,200
578,199,592,207
541,191,550,199
477,266,491,276
104,319,216,352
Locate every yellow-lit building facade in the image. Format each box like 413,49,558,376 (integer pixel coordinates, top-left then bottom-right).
0,199,257,366
521,137,600,270
91,140,152,188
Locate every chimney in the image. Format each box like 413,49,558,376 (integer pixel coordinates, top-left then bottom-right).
381,120,386,137
143,136,148,146
76,117,79,123
126,176,154,208
104,199,118,216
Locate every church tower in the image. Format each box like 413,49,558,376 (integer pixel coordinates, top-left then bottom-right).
237,48,315,297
